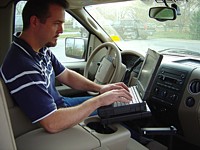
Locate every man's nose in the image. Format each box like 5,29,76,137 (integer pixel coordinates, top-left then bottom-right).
58,24,64,33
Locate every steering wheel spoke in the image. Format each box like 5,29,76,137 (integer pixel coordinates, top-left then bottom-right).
84,42,125,85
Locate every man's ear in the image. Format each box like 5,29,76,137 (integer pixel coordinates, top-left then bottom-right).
30,16,39,28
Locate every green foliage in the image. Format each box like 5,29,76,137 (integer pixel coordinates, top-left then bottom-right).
190,10,200,40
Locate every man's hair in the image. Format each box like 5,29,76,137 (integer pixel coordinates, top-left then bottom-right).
22,0,68,31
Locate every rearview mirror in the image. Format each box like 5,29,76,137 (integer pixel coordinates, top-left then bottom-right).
149,7,177,21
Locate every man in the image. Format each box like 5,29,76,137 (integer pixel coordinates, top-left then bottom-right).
0,0,132,133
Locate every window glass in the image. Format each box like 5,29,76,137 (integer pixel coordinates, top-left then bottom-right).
15,1,26,33
85,0,200,57
15,1,89,64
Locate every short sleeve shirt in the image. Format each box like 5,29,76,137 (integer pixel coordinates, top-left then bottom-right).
0,35,66,123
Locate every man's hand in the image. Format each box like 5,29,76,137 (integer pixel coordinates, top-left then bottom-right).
99,82,129,94
97,88,132,106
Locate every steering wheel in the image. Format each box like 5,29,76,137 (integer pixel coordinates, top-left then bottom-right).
84,42,125,85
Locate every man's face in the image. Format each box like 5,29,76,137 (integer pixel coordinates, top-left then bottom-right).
37,4,65,47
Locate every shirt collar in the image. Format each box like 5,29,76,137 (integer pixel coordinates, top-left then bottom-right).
13,32,46,58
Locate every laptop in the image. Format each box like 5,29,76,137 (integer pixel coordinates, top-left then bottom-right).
97,48,163,125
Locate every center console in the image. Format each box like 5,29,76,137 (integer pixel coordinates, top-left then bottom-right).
81,117,131,150
16,116,148,150
147,62,193,133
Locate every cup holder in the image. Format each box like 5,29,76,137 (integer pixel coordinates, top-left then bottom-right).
86,122,116,134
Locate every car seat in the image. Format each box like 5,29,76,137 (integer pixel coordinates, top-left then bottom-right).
0,78,100,150
0,78,152,150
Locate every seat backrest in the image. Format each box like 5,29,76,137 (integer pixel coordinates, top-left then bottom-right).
0,78,40,138
0,79,17,150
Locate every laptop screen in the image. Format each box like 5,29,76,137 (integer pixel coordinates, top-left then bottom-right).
135,49,163,100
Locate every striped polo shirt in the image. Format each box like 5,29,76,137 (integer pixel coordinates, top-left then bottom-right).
0,35,66,123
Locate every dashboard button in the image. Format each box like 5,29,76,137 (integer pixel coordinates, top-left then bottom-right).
185,97,195,107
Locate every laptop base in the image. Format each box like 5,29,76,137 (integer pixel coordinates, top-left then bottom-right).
100,110,152,125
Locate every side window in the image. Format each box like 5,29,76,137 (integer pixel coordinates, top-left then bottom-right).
51,13,89,63
15,1,26,33
15,1,89,64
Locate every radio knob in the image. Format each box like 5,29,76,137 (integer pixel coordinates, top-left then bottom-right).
177,80,183,85
170,94,178,101
158,74,165,80
154,87,159,94
161,91,167,97
181,74,185,79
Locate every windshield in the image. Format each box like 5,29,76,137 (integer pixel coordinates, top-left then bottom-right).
85,0,200,57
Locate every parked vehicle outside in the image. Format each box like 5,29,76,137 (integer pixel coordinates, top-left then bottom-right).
112,19,156,40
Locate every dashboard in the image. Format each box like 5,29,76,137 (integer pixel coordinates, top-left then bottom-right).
122,54,140,70
148,57,200,146
121,51,200,147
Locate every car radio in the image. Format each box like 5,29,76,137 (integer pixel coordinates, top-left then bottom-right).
146,63,192,130
150,64,189,106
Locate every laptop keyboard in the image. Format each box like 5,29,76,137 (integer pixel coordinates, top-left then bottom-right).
113,86,142,107
97,86,147,119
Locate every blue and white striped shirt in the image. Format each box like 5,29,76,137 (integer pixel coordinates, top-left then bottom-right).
0,35,66,123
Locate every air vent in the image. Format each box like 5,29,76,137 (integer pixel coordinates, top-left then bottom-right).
189,80,200,94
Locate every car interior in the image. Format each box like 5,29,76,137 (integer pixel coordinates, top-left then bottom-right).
1,0,200,150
